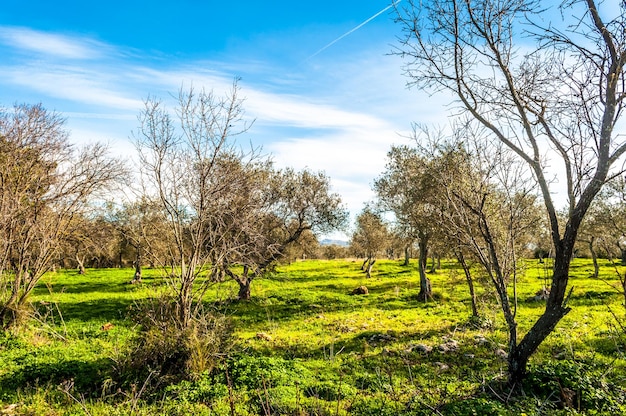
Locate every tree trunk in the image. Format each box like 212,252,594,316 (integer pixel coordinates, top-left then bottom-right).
361,257,369,271
507,242,573,384
238,278,252,301
456,250,478,318
621,247,626,266
416,233,432,302
429,255,436,273
589,238,599,278
131,245,142,283
366,259,376,278
75,254,85,275
403,245,410,266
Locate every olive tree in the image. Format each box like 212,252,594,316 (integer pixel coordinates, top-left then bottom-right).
395,0,626,382
222,167,348,300
374,145,440,301
0,104,125,328
135,83,348,311
350,207,391,278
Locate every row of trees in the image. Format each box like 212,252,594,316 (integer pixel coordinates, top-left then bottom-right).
387,0,626,385
0,83,348,329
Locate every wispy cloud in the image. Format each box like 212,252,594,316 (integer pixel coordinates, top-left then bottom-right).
0,26,108,60
0,25,429,229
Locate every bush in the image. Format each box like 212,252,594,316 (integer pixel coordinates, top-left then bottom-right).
117,296,234,389
524,360,626,413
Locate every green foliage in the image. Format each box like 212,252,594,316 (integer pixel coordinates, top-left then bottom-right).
524,360,626,413
439,397,509,416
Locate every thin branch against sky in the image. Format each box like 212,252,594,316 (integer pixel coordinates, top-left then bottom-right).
306,1,402,61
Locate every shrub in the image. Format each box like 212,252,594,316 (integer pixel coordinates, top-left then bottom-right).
524,360,626,413
117,296,234,389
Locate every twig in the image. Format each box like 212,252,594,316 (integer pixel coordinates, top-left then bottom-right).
58,381,92,416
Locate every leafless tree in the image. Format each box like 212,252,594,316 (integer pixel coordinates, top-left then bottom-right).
134,81,257,326
395,0,626,382
0,104,126,328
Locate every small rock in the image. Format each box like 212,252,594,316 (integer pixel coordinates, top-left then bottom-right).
411,343,433,354
434,362,450,372
256,332,272,341
351,286,369,295
368,332,397,344
475,335,489,346
438,338,459,353
101,322,114,331
495,348,508,360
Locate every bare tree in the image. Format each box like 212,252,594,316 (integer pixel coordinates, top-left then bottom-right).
109,198,174,282
395,0,626,382
0,104,125,328
134,81,257,326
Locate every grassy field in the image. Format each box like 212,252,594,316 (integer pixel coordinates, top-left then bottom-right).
1,258,625,415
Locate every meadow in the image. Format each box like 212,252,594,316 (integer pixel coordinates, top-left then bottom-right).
0,258,625,415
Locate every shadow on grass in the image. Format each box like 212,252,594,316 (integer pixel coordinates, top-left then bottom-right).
37,297,136,322
0,356,114,397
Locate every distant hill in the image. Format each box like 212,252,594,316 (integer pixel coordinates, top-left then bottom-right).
320,239,349,247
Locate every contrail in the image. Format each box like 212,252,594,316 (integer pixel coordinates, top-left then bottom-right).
307,0,402,60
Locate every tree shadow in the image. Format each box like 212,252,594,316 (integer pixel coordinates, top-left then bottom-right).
0,356,114,397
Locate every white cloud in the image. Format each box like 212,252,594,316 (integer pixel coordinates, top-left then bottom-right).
0,64,142,110
0,26,107,60
0,26,438,226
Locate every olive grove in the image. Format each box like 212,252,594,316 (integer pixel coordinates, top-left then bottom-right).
394,0,626,383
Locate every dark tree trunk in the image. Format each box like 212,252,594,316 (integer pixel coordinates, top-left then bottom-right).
238,279,252,301
403,245,410,266
429,255,436,273
456,250,478,318
507,235,575,384
131,245,142,283
225,265,254,301
416,233,432,302
621,247,626,266
361,257,369,271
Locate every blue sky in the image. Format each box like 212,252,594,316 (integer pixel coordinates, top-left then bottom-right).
0,1,452,237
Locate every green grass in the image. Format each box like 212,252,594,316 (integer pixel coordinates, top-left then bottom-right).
1,258,625,415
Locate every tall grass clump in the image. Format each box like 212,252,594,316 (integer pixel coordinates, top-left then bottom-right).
116,295,234,392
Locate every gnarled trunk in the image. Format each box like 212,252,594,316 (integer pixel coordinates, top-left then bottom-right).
416,232,432,302
403,245,410,266
76,254,86,275
365,258,376,278
237,279,252,301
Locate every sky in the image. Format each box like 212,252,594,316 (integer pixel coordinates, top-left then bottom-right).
0,0,455,239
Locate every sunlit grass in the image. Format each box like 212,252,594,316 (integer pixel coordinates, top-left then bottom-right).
1,257,624,414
